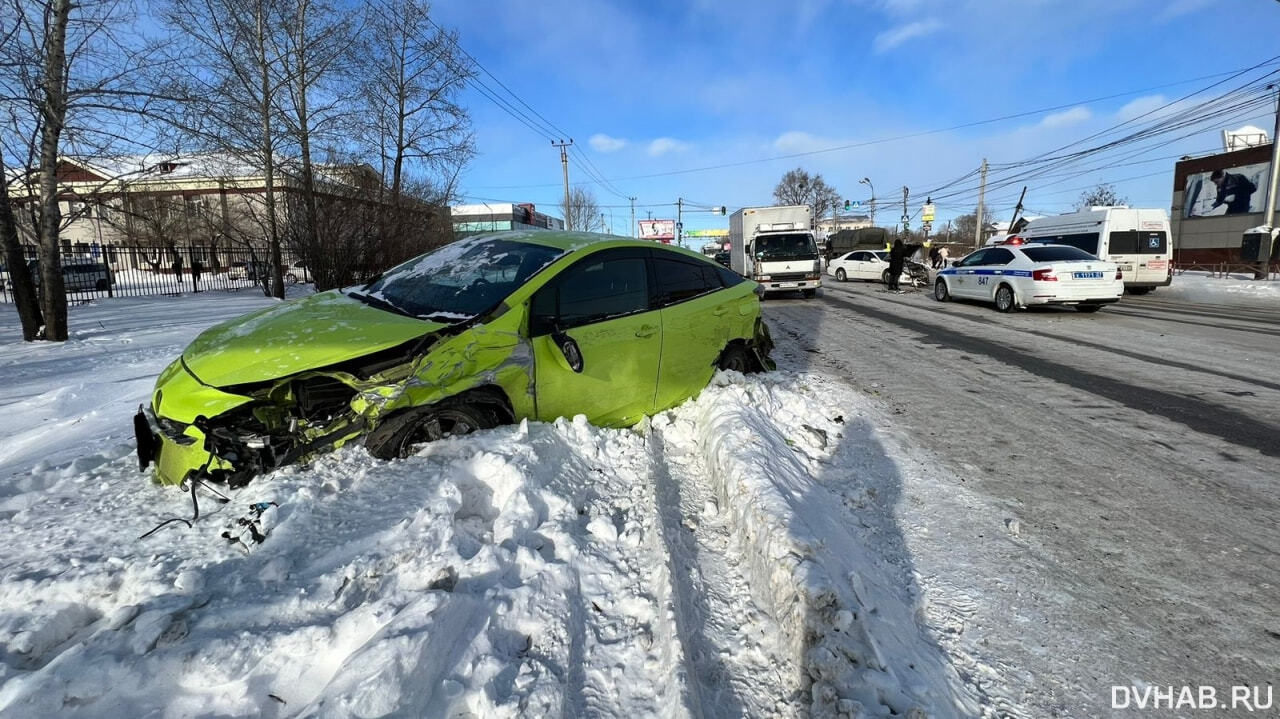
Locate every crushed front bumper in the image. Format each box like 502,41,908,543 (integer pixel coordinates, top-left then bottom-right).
134,405,218,486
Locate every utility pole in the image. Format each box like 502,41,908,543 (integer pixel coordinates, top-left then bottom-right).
1253,85,1280,278
900,186,909,238
1008,186,1027,234
677,197,683,247
552,139,573,230
628,196,637,238
974,158,988,250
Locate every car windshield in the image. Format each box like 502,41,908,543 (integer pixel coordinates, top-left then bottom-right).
349,237,565,321
1022,246,1100,263
755,233,817,260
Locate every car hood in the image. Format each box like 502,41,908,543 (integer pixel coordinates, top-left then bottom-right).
183,290,445,387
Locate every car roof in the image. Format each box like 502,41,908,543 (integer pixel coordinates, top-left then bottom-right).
470,230,716,263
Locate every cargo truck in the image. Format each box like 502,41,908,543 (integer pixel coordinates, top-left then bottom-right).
729,205,822,297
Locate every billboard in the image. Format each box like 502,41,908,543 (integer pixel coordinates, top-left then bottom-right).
1183,162,1270,218
638,219,675,242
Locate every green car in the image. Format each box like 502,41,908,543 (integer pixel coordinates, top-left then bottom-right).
135,232,773,487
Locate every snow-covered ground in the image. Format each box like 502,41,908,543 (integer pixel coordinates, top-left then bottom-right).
0,290,1009,717
2,274,1271,717
1163,270,1280,305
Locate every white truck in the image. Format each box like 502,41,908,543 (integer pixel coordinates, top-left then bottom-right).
729,205,822,297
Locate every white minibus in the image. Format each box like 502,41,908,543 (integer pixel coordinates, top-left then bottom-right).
1017,207,1172,294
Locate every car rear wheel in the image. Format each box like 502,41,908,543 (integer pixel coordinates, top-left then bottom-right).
934,278,950,302
1075,304,1103,313
1126,287,1151,295
835,268,846,281
365,401,499,460
994,284,1017,313
718,344,755,373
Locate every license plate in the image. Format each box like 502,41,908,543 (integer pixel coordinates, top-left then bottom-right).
778,282,799,288
1073,271,1104,279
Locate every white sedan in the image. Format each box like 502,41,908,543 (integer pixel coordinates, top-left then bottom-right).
933,243,1123,313
828,249,900,283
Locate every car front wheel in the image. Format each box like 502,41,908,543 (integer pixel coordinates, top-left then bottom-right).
365,401,499,459
835,268,846,281
994,284,1017,313
934,278,950,301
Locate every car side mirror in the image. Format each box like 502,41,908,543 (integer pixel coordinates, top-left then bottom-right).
552,329,584,373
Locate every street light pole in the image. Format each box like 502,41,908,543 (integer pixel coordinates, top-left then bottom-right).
860,177,875,224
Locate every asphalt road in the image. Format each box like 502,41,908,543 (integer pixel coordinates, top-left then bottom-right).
763,279,1280,717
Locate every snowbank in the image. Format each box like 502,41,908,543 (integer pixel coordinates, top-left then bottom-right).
657,373,975,718
0,291,984,717
1162,271,1280,306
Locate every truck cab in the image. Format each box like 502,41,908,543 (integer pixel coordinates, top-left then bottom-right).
729,205,822,298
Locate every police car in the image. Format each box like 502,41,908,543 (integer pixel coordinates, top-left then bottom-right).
934,240,1124,313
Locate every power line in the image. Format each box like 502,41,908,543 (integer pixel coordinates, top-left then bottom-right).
467,60,1280,191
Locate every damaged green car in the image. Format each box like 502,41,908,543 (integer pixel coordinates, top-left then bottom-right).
135,231,773,487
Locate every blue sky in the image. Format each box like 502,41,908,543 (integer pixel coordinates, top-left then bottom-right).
434,0,1280,241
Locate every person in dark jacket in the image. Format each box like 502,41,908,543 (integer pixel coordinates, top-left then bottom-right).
887,239,905,291
1210,170,1257,214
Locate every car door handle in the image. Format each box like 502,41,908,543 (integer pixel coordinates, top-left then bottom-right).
712,306,729,316
635,324,658,338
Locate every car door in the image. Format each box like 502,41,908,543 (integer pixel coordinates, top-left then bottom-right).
855,251,881,280
529,248,660,427
949,249,992,299
977,248,1017,301
649,252,738,412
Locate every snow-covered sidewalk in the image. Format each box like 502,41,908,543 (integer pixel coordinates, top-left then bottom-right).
0,291,1032,717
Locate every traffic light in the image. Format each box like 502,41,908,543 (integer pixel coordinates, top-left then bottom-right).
843,200,850,211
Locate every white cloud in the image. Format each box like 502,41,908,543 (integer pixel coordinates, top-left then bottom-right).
872,19,941,53
1117,94,1167,121
1039,106,1091,128
648,137,691,156
1158,0,1214,21
589,133,627,152
773,130,835,154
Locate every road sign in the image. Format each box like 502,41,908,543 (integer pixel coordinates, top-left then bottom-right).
922,203,936,222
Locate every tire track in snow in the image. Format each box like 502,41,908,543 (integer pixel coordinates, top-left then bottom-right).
647,423,796,718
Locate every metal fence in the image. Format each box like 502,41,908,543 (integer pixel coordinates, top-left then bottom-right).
1172,261,1280,280
0,244,311,304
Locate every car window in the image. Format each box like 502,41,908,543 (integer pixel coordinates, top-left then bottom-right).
530,251,650,335
713,264,743,288
985,248,1015,265
1022,246,1099,262
956,249,989,266
651,255,725,306
355,237,565,321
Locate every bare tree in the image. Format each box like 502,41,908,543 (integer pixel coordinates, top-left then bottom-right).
270,0,360,296
772,167,840,225
952,212,977,241
0,155,42,340
563,186,602,233
1077,183,1128,210
0,0,166,341
160,0,290,297
362,0,474,207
